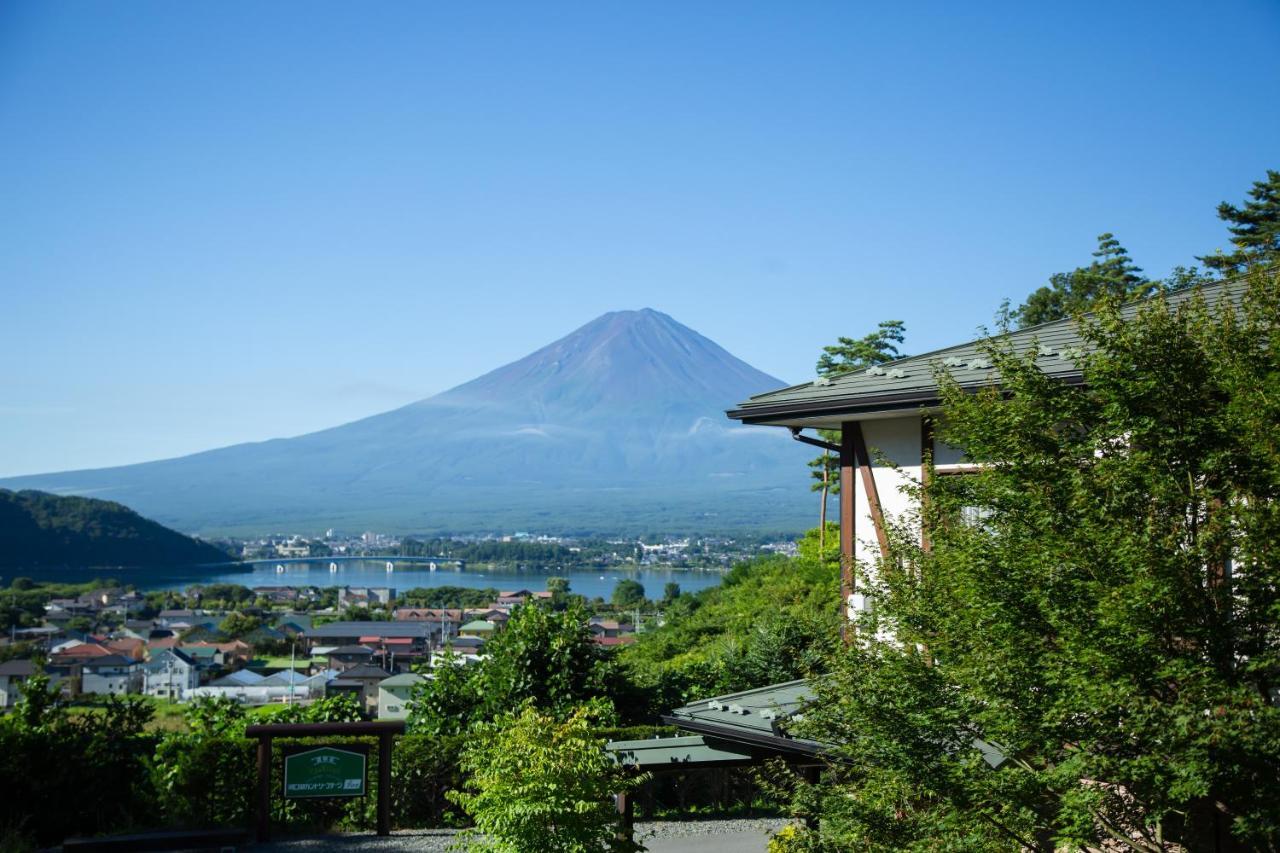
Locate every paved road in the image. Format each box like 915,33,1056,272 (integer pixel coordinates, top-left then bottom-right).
253,818,790,852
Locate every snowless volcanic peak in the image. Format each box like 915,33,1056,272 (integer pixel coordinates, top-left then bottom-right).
0,309,813,534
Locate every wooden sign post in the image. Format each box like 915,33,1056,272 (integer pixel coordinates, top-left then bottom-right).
244,720,406,842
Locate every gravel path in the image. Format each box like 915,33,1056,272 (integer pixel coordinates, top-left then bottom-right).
252,818,792,852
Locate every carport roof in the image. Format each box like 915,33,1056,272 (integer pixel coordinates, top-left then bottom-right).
661,679,823,755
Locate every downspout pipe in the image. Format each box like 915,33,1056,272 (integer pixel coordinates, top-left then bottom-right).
789,427,840,453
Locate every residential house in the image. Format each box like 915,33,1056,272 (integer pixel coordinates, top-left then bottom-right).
587,619,633,639
378,672,424,720
334,663,391,715
142,648,199,700
0,659,38,707
178,645,223,681
103,637,147,661
458,620,496,639
337,587,395,608
606,275,1249,822
494,590,550,607
302,621,431,656
81,655,142,696
119,620,158,641
321,645,376,672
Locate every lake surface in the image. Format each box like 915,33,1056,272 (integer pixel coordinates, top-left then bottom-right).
36,559,726,601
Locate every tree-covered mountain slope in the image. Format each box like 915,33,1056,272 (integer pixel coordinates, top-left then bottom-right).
0,489,232,568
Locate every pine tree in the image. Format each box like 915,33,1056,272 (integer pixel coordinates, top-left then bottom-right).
1200,169,1280,275
1015,233,1155,327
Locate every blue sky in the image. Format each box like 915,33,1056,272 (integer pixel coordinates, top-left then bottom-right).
2,1,1277,477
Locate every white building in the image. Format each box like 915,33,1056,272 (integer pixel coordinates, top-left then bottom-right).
142,648,199,700
81,655,142,696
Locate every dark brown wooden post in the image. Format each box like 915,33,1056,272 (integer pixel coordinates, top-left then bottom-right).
615,790,634,844
839,424,856,643
255,735,272,843
377,731,393,836
802,765,821,830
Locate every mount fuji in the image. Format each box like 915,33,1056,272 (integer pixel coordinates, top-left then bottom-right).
1,310,814,535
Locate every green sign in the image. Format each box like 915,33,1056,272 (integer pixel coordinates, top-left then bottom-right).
283,746,367,799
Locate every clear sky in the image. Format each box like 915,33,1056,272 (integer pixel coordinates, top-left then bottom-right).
2,1,1277,477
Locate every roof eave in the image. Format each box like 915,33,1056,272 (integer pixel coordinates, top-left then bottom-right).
727,373,1085,427
661,714,825,756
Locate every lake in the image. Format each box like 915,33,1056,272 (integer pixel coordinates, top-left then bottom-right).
31,559,727,601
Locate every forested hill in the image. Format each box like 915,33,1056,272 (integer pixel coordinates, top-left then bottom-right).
0,489,233,569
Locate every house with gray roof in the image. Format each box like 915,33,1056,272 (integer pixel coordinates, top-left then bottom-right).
81,655,142,696
142,648,199,699
0,659,39,708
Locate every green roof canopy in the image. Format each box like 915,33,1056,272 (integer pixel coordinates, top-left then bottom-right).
661,679,824,756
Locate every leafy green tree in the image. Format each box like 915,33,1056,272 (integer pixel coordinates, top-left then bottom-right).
661,582,681,605
407,652,479,736
611,578,646,608
795,270,1280,851
218,611,261,638
475,602,614,721
448,702,645,853
1200,169,1280,275
1015,232,1155,327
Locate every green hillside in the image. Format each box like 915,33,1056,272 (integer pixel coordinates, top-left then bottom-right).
0,489,233,569
620,526,841,715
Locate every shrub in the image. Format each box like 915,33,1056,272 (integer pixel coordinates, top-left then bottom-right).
449,702,645,852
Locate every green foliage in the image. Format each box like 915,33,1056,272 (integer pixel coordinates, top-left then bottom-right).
1200,168,1280,275
218,611,262,638
0,488,232,569
0,677,157,846
391,733,467,828
611,578,646,607
409,601,617,734
400,585,500,609
623,534,839,712
476,601,615,722
798,270,1280,851
1015,232,1155,327
152,698,254,829
408,653,478,736
449,702,645,853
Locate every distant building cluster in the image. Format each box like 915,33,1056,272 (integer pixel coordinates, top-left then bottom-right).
1,583,642,721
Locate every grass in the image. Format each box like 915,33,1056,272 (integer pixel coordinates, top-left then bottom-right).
251,656,315,670
64,695,190,733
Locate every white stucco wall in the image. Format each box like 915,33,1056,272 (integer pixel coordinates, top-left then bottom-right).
848,415,925,615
